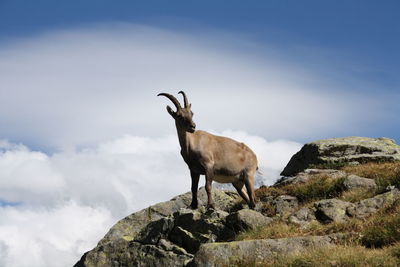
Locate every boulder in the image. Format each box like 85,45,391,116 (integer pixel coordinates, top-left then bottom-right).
191,234,346,267
314,199,354,223
274,195,299,216
225,209,273,232
343,175,377,190
281,137,400,176
288,207,317,227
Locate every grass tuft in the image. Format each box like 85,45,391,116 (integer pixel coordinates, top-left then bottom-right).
361,200,400,248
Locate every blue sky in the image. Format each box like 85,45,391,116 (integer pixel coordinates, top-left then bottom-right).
0,0,399,146
0,2,399,266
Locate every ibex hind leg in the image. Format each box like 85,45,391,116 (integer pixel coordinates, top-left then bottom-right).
190,171,200,209
205,169,215,210
232,181,250,205
243,170,256,209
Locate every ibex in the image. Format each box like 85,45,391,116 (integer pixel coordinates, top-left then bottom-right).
158,91,257,209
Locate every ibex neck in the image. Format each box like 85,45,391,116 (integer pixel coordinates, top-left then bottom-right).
176,124,191,157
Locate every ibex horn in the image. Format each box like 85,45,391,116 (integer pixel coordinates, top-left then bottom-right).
178,91,189,108
157,93,182,110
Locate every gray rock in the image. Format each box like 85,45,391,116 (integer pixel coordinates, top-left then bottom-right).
136,217,174,245
288,207,317,227
191,234,345,267
275,169,347,186
172,208,230,238
169,208,232,253
225,209,273,232
281,137,400,176
343,174,377,190
347,189,400,218
158,239,191,256
314,199,354,223
274,195,299,216
169,226,209,254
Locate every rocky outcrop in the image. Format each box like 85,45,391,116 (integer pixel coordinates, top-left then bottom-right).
281,137,400,176
74,188,241,267
98,188,240,246
76,188,400,267
75,136,400,267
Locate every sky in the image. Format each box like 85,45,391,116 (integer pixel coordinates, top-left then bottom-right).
0,1,399,266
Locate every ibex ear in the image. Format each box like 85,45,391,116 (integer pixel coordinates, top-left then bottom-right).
166,105,176,118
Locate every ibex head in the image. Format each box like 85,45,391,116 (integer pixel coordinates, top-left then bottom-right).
158,91,196,133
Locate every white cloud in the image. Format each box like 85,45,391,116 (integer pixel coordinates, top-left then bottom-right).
0,132,300,267
0,202,113,267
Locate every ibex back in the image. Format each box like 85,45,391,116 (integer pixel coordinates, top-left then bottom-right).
158,91,257,209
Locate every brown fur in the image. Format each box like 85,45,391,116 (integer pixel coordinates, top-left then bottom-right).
158,91,257,209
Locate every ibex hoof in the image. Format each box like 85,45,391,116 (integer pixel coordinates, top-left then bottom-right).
207,204,216,210
190,203,198,209
249,202,256,210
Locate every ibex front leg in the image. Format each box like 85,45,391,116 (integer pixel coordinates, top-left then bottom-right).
190,170,200,209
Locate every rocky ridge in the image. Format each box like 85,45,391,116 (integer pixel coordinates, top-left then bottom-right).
75,137,400,266
281,137,400,176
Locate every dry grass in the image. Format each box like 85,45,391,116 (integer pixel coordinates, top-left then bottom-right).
235,220,302,241
256,175,346,204
235,218,364,242
361,200,400,248
270,244,400,267
227,244,400,267
339,188,376,202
